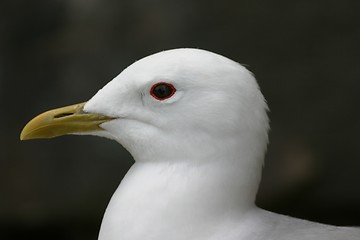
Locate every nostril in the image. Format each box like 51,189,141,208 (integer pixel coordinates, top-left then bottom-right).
54,112,74,119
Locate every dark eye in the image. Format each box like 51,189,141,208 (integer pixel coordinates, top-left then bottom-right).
150,82,176,100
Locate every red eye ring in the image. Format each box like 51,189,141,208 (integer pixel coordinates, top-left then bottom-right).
150,82,176,100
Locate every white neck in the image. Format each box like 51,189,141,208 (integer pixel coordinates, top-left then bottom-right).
98,154,262,240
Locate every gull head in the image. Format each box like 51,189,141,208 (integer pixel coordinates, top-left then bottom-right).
21,48,269,165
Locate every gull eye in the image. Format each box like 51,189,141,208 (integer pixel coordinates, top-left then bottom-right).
150,82,176,100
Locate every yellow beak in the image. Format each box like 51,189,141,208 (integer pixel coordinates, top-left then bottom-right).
20,102,113,140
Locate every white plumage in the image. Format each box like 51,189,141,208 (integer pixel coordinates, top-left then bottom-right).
39,49,360,239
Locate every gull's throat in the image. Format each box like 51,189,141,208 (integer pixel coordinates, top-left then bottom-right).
98,159,260,240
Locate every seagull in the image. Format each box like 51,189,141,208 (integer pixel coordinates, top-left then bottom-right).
21,48,359,240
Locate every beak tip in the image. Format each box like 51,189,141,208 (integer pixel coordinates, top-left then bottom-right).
20,129,29,141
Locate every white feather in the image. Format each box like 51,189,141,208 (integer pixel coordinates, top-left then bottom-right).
82,48,359,240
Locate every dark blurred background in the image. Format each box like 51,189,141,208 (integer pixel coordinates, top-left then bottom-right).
1,0,360,239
